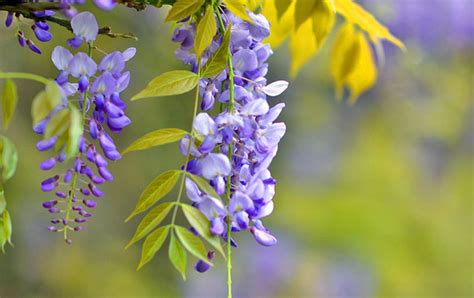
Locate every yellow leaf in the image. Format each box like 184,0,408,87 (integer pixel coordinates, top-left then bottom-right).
312,0,336,49
274,0,292,18
294,0,317,31
263,0,295,48
195,6,217,59
246,0,264,11
289,17,317,77
334,0,405,49
224,0,252,22
346,31,377,103
330,23,360,98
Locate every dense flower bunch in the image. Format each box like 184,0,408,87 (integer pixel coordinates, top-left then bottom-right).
2,0,116,54
172,9,287,255
36,12,134,243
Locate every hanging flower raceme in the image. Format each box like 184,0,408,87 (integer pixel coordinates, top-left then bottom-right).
35,12,134,244
1,0,117,54
172,8,288,263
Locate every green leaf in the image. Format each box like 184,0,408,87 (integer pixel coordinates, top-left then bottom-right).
201,25,231,78
131,70,199,101
3,210,12,246
181,204,225,257
137,225,170,270
1,79,18,129
126,170,181,221
174,225,211,264
186,173,221,199
165,0,205,22
44,109,70,139
31,81,62,126
126,202,174,249
223,0,252,22
195,5,217,59
64,106,83,159
123,128,188,155
0,136,18,181
169,232,187,280
0,188,5,215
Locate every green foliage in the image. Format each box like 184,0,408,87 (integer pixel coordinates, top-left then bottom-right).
31,81,62,126
126,170,181,221
0,189,5,215
200,25,231,78
64,106,82,159
0,136,18,181
168,232,187,280
181,204,225,257
123,128,188,155
137,225,171,270
186,172,221,199
0,210,12,253
126,202,174,249
195,5,217,59
224,0,252,22
1,79,18,129
165,0,205,22
131,70,199,100
174,225,210,264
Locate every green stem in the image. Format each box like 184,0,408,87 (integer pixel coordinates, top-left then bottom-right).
63,42,93,242
170,65,202,227
0,72,49,84
215,7,235,298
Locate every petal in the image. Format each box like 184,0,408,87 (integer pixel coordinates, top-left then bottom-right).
240,99,269,116
193,113,216,136
232,49,258,73
261,81,289,97
71,12,98,42
68,52,97,77
185,178,203,203
122,47,136,61
200,153,231,179
250,226,277,246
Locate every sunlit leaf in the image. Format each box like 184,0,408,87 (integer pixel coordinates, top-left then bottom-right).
169,232,187,280
64,106,82,159
0,209,13,252
0,188,5,215
0,136,18,181
224,0,252,22
44,109,69,140
330,23,360,98
131,70,199,100
195,5,217,59
181,204,225,257
31,81,62,126
165,0,205,22
126,170,181,221
126,202,174,249
345,31,377,103
186,173,221,199
1,79,18,129
137,225,170,270
123,128,188,155
263,0,295,48
289,17,317,77
312,0,335,49
334,0,405,49
201,25,231,78
274,0,291,18
174,225,211,264
294,0,317,31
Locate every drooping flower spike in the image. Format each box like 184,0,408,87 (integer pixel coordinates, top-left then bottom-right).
171,8,287,271
36,12,135,244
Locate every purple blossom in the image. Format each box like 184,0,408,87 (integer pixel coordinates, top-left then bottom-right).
173,9,287,258
37,12,135,243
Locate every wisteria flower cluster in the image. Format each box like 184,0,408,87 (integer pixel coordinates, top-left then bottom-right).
173,9,287,251
2,0,116,54
35,12,134,244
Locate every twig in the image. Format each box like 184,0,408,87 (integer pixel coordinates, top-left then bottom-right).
0,3,138,40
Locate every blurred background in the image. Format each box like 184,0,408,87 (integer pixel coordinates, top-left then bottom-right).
0,0,472,297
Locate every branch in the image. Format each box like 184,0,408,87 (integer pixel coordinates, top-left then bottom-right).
0,3,138,40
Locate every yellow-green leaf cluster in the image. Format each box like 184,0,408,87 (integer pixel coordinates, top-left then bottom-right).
262,0,404,100
195,6,217,59
1,79,18,129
